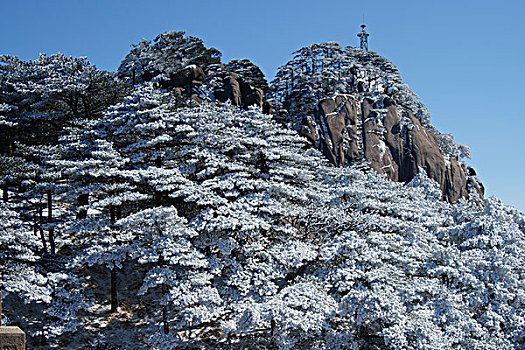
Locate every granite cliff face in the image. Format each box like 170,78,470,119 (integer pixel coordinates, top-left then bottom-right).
211,71,272,114
301,94,482,202
272,43,484,202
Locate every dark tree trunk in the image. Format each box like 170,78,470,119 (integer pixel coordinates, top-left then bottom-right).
256,152,269,174
49,228,56,255
40,313,47,346
187,82,193,98
37,203,47,253
110,267,118,313
47,190,55,254
67,96,80,119
76,193,89,219
110,204,116,224
33,209,38,237
8,139,15,156
162,284,169,334
270,317,277,349
2,183,7,203
109,204,121,313
82,94,93,120
47,190,52,219
154,190,161,207
163,305,169,334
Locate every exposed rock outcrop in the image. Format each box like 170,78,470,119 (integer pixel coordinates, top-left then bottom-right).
300,94,482,202
167,64,205,88
118,32,273,114
155,59,273,114
158,64,206,104
213,72,272,114
275,42,484,203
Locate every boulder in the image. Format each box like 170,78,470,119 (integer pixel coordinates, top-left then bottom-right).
214,73,271,114
245,88,264,109
214,73,242,106
300,115,318,147
466,165,485,199
142,69,161,82
444,157,469,202
168,64,205,87
262,101,273,115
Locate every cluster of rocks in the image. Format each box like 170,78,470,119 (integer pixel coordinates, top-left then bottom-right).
213,72,272,114
158,62,272,114
301,94,484,202
160,44,484,203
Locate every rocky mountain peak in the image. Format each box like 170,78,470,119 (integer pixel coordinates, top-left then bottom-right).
117,31,272,113
271,42,484,202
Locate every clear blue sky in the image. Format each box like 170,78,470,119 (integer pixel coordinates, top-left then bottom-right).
1,0,524,212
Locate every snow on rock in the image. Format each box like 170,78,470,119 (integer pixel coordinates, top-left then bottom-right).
272,42,483,203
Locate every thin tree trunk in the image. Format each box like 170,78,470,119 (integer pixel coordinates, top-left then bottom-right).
8,139,15,156
110,267,118,313
33,209,38,237
110,204,116,224
2,183,7,203
47,190,55,254
163,305,169,334
162,284,169,334
109,204,120,313
40,313,46,345
154,190,161,207
270,317,276,349
47,190,52,219
37,203,48,253
49,228,56,255
76,193,89,219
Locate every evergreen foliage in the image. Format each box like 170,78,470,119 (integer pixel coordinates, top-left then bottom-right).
225,59,269,92
0,36,523,350
117,31,222,85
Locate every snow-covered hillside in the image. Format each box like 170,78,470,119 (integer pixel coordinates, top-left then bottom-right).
0,33,523,349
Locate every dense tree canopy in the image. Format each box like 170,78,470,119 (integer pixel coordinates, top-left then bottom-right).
0,36,523,350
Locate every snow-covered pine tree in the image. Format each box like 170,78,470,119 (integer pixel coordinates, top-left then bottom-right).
117,31,221,85
0,35,523,350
